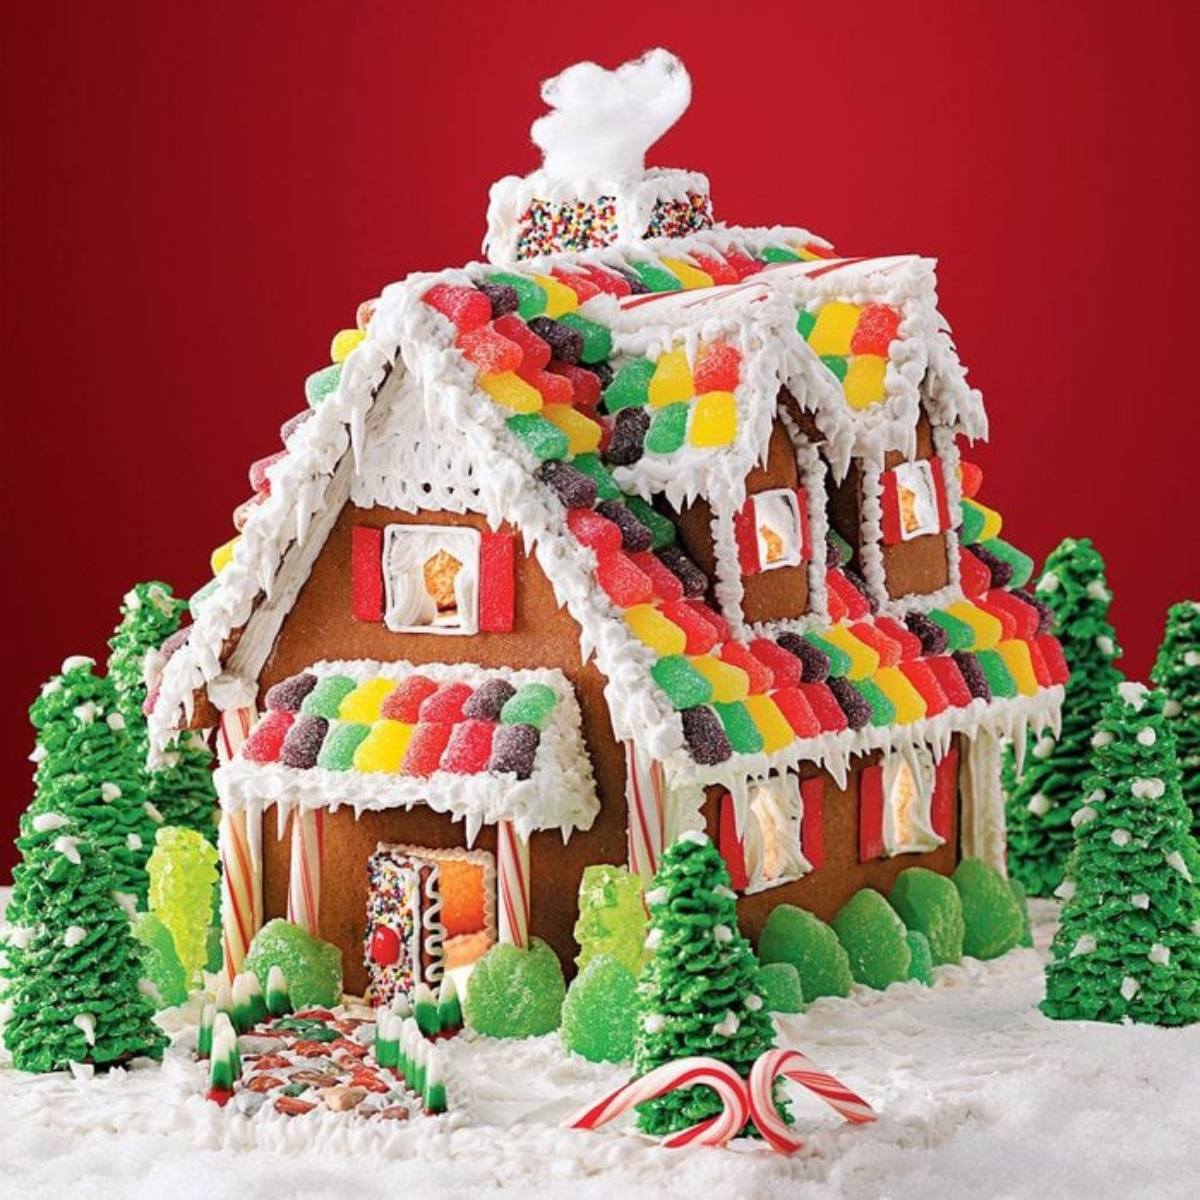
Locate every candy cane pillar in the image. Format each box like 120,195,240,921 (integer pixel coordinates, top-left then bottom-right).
286,808,325,936
215,705,263,981
624,739,666,883
496,820,530,948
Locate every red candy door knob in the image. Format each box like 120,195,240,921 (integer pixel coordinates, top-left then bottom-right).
370,924,400,966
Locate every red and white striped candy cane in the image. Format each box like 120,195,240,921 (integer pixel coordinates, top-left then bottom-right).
747,1048,876,1155
216,705,255,766
286,807,325,936
567,1057,749,1149
496,819,530,949
219,810,259,981
624,740,666,883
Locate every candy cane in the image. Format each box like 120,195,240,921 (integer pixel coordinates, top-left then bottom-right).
624,740,666,883
496,819,529,948
286,807,325,936
219,810,259,980
216,705,255,766
566,1057,749,1149
747,1048,876,1155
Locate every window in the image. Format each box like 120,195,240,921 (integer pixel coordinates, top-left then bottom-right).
719,774,814,893
859,746,957,861
383,524,481,635
735,487,809,574
880,458,951,544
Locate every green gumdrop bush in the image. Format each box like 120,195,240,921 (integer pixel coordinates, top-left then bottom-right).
905,930,934,986
832,888,912,990
889,867,965,965
464,937,565,1039
560,953,637,1062
243,918,343,1008
756,961,805,1012
132,912,188,1008
954,859,1025,960
757,904,853,1000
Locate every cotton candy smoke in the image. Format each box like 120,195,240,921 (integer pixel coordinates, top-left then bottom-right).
531,49,691,180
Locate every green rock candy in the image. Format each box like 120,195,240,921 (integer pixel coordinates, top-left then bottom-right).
560,953,638,1062
133,912,188,1008
573,863,646,976
832,888,912,990
147,825,218,985
463,937,565,1039
954,859,1024,960
889,867,965,965
757,904,853,1000
243,919,343,1009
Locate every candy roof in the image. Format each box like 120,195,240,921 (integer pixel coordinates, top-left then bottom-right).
213,661,598,840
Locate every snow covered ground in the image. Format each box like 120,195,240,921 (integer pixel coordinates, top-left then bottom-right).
2,899,1198,1200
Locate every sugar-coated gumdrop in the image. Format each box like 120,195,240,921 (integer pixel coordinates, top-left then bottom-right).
799,682,850,731
305,364,341,408
713,700,764,753
647,348,694,408
852,677,897,725
974,649,1017,698
457,325,523,374
680,705,732,764
603,359,655,412
379,675,438,723
906,931,934,986
660,257,714,288
602,406,650,466
849,303,901,356
542,404,602,453
499,683,558,729
828,677,872,730
806,301,861,356
693,341,741,393
488,722,541,778
624,604,687,655
531,273,579,317
631,550,684,601
522,368,573,406
550,267,600,302
560,954,638,1063
776,632,829,683
623,496,675,550
743,694,794,752
352,720,412,773
688,251,739,285
596,550,653,607
401,723,452,777
477,282,519,319
629,261,682,292
850,622,902,669
889,867,965,966
279,408,313,443
770,686,820,737
718,642,773,692
266,672,317,713
756,961,804,1013
576,263,632,296
549,361,601,411
651,656,713,709
463,937,565,1038
832,888,911,990
330,327,365,363
491,314,550,373
567,507,622,552
280,715,329,769
904,611,950,655
802,631,850,678
487,272,546,319
147,826,219,985
242,711,294,763
689,390,737,447
949,650,989,701
441,719,495,773
595,501,652,552
248,451,286,495
463,678,517,721
244,919,342,1009
688,655,749,703
569,454,622,500
573,864,647,976
316,722,370,771
338,678,397,723
301,675,357,719
481,370,543,413
558,312,613,364
527,316,583,365
422,283,492,333
659,598,718,654
536,460,598,509
414,682,470,723
758,904,853,1000
133,912,188,1008
507,413,570,461
760,244,800,263
953,859,1024,960
722,249,764,279
750,638,804,688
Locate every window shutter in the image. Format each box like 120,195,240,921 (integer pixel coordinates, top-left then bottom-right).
880,470,903,545
733,498,760,575
479,531,516,632
351,526,384,622
800,776,825,869
718,792,749,891
931,744,960,843
858,763,885,862
929,457,952,530
795,487,812,561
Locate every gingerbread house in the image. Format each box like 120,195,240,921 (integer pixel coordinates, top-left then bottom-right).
146,52,1067,997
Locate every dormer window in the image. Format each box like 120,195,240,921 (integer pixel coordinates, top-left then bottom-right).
736,488,810,574
384,525,481,634
881,459,951,545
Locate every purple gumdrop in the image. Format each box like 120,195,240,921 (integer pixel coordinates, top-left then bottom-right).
1013,589,1056,635
463,678,517,721
842,567,877,612
488,723,541,779
827,678,872,730
280,715,329,769
478,282,519,319
656,546,708,598
596,501,653,552
681,706,732,765
528,317,584,365
904,612,949,656
535,460,598,509
952,651,992,701
265,672,318,713
602,407,650,467
971,545,1014,590
776,633,829,683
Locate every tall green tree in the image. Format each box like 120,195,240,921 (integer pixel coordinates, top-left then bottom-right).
1151,601,1200,837
633,832,778,1136
1004,537,1124,895
1043,684,1200,1026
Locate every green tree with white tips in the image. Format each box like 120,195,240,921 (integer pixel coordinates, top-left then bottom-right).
1151,601,1200,837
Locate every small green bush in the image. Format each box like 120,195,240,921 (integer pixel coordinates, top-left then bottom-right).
463,937,565,1038
757,904,853,1000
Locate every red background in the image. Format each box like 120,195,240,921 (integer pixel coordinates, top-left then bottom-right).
2,1,1197,878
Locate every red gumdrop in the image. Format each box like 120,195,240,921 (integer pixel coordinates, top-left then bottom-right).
550,268,600,302
419,682,474,723
249,451,287,496
827,569,871,620
422,283,492,333
494,314,551,372
595,550,653,607
750,639,803,688
1026,640,1053,688
798,682,850,732
899,660,950,716
441,719,495,774
380,676,439,723
825,583,849,623
630,551,684,602
959,459,984,499
402,722,454,777
974,596,1018,641
873,616,922,661
370,924,401,966
693,342,742,393
926,656,973,708
771,686,821,737
457,325,523,374
524,369,573,404
548,362,601,411
986,590,1040,640
567,508,623,553
1036,635,1070,685
684,598,730,642
718,641,774,693
688,252,739,285
722,250,765,279
959,549,993,599
661,599,719,654
850,304,902,355
576,264,632,296
850,622,902,668
241,711,294,763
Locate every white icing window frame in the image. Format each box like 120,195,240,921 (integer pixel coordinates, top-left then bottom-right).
382,524,481,636
749,488,804,572
881,748,945,857
743,773,813,894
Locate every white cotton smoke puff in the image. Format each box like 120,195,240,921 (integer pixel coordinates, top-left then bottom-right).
531,48,691,179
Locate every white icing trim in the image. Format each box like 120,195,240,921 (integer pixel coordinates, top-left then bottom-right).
960,727,1008,873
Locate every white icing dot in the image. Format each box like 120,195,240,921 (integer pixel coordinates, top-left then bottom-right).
100,782,122,802
1054,879,1077,901
1092,731,1114,748
1111,829,1131,847
0,999,13,1023
678,830,709,846
140,979,163,1006
1185,651,1200,668
1028,793,1052,817
645,887,668,907
1088,788,1106,803
1070,934,1097,957
31,812,69,833
72,1012,96,1047
1071,805,1097,828
61,655,94,673
1120,976,1141,1001
713,885,737,901
126,833,142,852
712,1011,740,1037
73,702,99,725
1131,893,1150,910
7,925,36,950
1096,636,1115,657
106,712,126,731
63,925,86,948
1165,851,1192,882
1032,736,1056,759
53,835,82,865
642,1013,665,1034
744,994,764,1011
113,891,138,918
1136,727,1157,747
713,924,734,943
645,928,663,951
144,801,164,824
1117,682,1148,711
28,745,47,764
1038,572,1060,593
1163,699,1182,717
1086,579,1110,601
1131,778,1165,800
1148,943,1170,966
40,679,62,697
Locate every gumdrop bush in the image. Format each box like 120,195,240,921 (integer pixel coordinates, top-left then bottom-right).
832,889,911,990
243,919,343,1009
756,904,853,1000
756,961,804,1013
889,867,965,965
560,953,637,1062
905,931,934,986
464,937,565,1039
954,859,1024,960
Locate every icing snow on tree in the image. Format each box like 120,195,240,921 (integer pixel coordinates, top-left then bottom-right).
108,581,218,840
1151,601,1200,837
27,657,161,905
1004,537,1123,896
633,831,779,1136
0,811,166,1072
1042,684,1200,1026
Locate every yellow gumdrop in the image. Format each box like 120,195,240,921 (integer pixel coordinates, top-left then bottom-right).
480,371,543,413
946,601,1003,651
997,639,1039,696
338,678,397,723
660,258,714,290
330,328,365,363
624,604,687,655
806,301,861,356
873,667,928,723
541,405,602,455
842,355,888,410
210,537,239,575
689,391,738,447
353,720,413,773
743,694,794,754
822,626,880,680
532,273,579,318
688,655,749,703
648,347,695,408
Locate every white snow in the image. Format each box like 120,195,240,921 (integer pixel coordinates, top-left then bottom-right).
2,901,1199,1199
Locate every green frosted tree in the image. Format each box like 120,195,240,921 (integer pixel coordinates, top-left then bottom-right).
1043,684,1200,1026
1004,537,1124,895
28,657,162,905
0,811,167,1072
633,832,778,1137
1151,601,1200,837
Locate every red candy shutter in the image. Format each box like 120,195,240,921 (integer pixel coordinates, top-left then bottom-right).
718,792,749,891
795,487,812,561
880,470,903,545
800,776,825,869
479,532,516,632
931,745,960,844
929,457,952,529
734,497,760,575
858,763,885,862
351,526,384,621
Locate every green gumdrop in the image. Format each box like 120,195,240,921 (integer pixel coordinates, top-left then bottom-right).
558,313,613,364
316,722,370,770
832,889,912,990
981,537,1034,589
928,610,975,651
487,272,546,319
953,859,1025,960
463,937,565,1038
573,864,647,976
644,403,689,455
500,683,558,729
713,701,764,754
821,355,849,382
959,499,986,544
1010,876,1034,948
889,867,965,966
305,364,342,408
133,912,188,1008
146,825,219,985
761,245,800,263
507,413,570,461
243,918,343,1008
603,358,655,411
630,262,682,292
796,309,817,339
853,679,897,726
756,961,805,1012
624,496,675,549
905,931,934,986
806,632,852,678
651,656,713,710
301,675,356,719
569,454,622,500
757,904,853,1000
560,954,637,1062
975,650,1018,699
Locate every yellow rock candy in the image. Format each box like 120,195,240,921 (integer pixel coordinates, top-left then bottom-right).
806,302,861,356
353,720,413,773
689,391,738,447
648,347,695,408
338,678,397,723
997,639,1039,696
842,354,888,410
481,371,543,413
542,404,602,455
660,258,714,290
624,604,687,655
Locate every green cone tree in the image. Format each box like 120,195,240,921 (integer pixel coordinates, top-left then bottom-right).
28,657,162,905
633,832,778,1136
0,811,167,1072
1151,601,1200,837
108,581,217,841
1043,684,1200,1026
1004,537,1124,895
